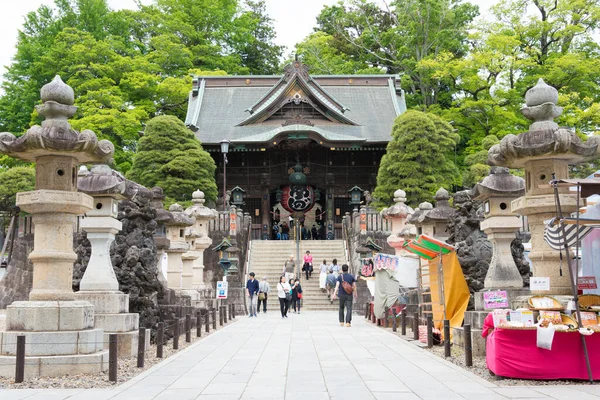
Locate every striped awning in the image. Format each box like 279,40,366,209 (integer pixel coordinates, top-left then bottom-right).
543,218,597,250
403,235,455,260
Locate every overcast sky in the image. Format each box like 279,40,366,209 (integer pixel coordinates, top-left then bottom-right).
0,0,492,77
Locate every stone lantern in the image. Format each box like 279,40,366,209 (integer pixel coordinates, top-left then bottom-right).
348,185,364,211
75,164,140,358
381,189,413,257
409,202,433,236
181,228,200,290
424,188,455,241
184,189,218,289
165,204,194,289
231,186,245,207
488,79,600,294
0,76,114,377
472,167,526,289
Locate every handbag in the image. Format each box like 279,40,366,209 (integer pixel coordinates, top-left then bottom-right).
285,291,292,301
341,274,354,295
298,292,303,299
258,292,266,301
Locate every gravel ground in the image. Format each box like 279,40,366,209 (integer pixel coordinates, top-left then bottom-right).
0,318,237,389
385,325,599,387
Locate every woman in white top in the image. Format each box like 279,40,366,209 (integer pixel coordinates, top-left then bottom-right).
330,258,340,279
319,259,328,291
277,275,292,318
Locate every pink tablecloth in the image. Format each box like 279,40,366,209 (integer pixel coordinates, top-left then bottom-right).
486,328,600,380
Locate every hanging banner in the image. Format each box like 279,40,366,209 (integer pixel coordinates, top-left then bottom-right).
373,253,399,271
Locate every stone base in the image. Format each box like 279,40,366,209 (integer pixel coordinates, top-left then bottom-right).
102,329,149,359
474,289,531,311
6,301,94,332
95,313,139,333
451,326,486,357
0,350,108,378
74,291,129,314
0,329,105,356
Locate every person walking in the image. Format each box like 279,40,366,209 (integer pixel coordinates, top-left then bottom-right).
283,255,295,282
246,272,260,317
277,275,291,318
258,276,270,313
325,269,337,303
319,259,328,292
332,264,357,327
302,250,313,280
291,279,303,314
330,259,340,278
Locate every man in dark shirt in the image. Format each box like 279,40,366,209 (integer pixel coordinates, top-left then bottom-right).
246,272,260,317
332,264,357,327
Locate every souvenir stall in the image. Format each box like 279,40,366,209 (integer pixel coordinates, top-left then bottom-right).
484,177,600,381
402,235,470,336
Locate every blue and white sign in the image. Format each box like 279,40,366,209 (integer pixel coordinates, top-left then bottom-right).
216,281,228,299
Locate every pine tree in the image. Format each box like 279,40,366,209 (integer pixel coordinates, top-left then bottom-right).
373,111,460,207
127,115,217,202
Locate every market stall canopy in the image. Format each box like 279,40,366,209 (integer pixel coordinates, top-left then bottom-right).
403,235,454,259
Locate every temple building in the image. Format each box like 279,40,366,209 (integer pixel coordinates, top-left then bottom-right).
184,60,406,239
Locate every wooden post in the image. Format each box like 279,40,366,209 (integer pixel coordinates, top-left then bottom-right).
196,311,202,337
219,306,224,326
173,319,180,350
392,311,397,332
231,303,235,318
383,308,389,328
212,308,217,330
224,305,228,323
444,319,451,357
464,324,472,367
400,310,406,335
157,322,164,358
205,310,210,333
109,334,117,382
137,328,145,368
185,314,192,343
15,335,25,383
365,303,369,319
412,313,419,340
426,315,433,348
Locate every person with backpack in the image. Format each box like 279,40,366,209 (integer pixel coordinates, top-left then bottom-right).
277,275,291,319
258,276,270,313
325,268,337,302
291,278,303,314
332,264,357,327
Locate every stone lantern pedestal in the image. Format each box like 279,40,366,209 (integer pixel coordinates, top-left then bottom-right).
0,76,114,377
74,165,141,358
488,79,600,294
381,189,413,256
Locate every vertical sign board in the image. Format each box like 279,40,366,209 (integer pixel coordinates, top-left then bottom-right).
216,281,228,299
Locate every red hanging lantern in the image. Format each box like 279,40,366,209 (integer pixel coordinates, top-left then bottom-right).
281,185,315,213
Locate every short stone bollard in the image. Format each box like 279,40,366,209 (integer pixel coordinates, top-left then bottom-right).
137,327,145,368
157,322,164,358
109,334,118,382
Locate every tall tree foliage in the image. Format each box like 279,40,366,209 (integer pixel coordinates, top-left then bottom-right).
127,115,217,203
373,111,460,207
0,0,282,174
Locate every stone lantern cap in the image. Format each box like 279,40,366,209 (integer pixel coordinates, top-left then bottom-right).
356,237,383,254
488,78,600,168
399,224,417,239
0,76,114,163
381,189,414,219
165,203,194,226
426,187,455,221
77,165,127,199
408,202,432,224
212,237,232,252
185,189,218,219
472,166,525,201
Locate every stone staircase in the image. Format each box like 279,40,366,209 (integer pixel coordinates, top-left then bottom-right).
248,240,348,312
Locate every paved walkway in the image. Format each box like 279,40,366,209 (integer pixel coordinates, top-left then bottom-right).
2,311,600,399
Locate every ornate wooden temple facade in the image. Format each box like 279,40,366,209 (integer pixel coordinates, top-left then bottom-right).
184,60,406,239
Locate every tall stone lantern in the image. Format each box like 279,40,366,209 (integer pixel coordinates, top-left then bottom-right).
184,190,218,289
381,189,413,256
488,79,600,294
75,165,140,358
150,187,171,284
165,204,194,289
0,76,114,377
472,167,526,289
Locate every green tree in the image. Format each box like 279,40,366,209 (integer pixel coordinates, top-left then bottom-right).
373,111,460,207
0,167,35,211
127,115,217,202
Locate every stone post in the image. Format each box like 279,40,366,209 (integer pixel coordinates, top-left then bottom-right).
472,167,526,289
381,189,413,257
0,76,114,377
488,79,600,294
165,204,194,290
75,165,140,358
184,190,217,290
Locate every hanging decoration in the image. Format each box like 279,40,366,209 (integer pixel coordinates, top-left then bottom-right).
281,185,315,213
